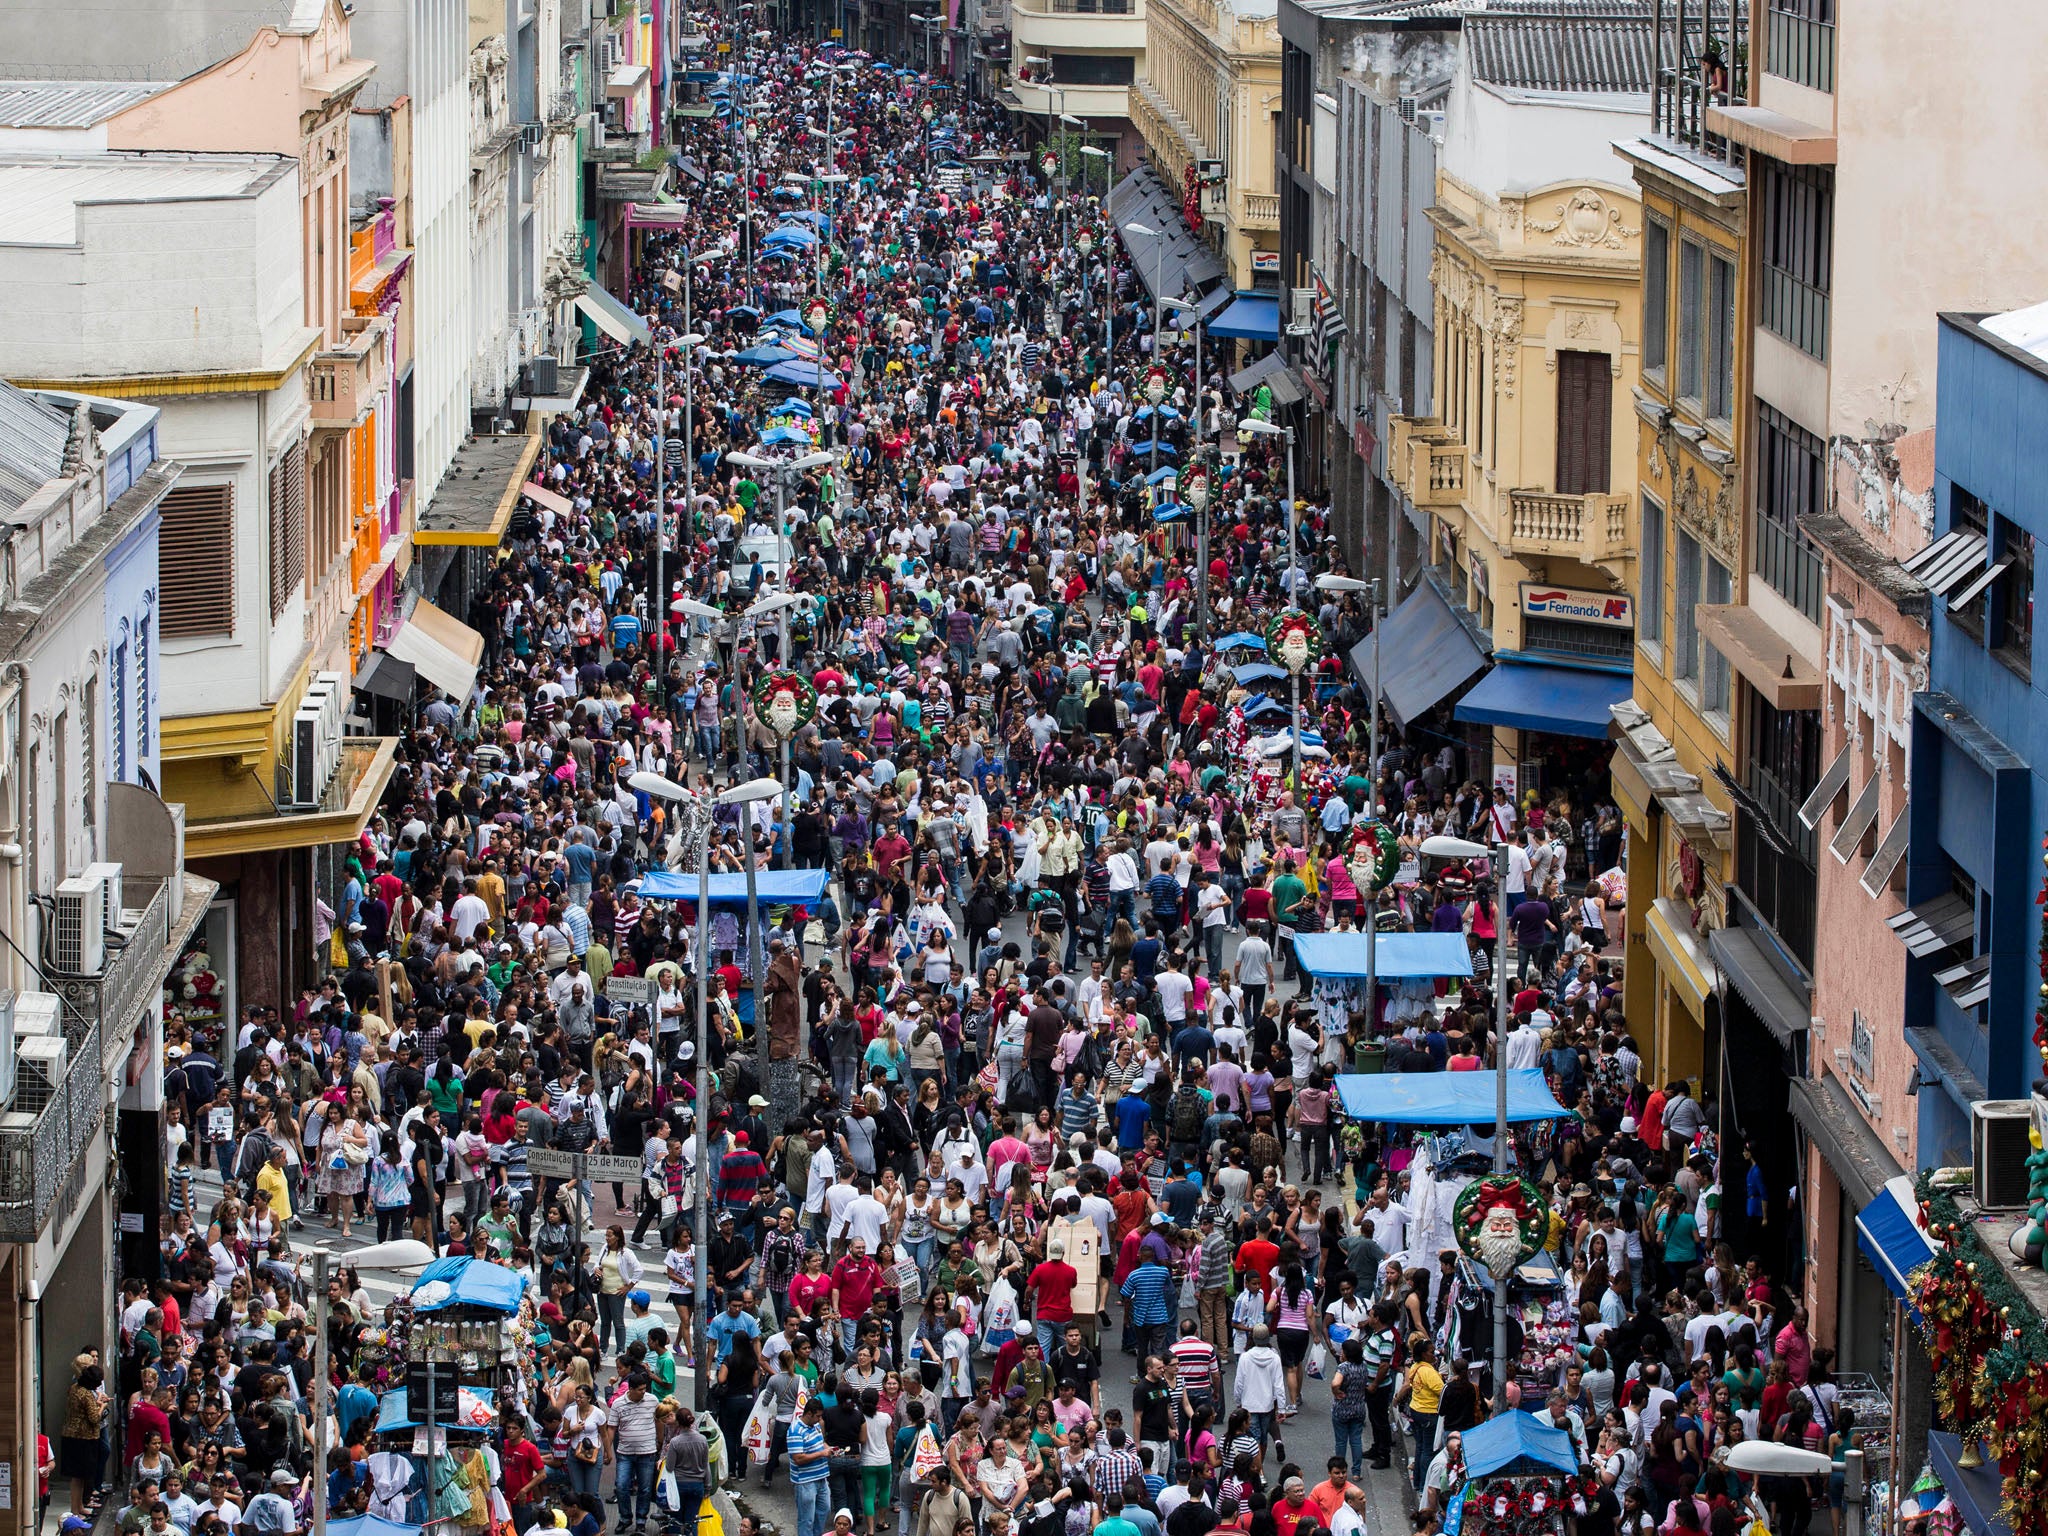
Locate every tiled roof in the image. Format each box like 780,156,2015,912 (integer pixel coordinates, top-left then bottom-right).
0,80,171,127
0,381,72,516
1465,5,1655,93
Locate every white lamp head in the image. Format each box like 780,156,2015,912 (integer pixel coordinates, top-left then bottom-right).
630,771,694,802
1421,835,1491,862
718,776,786,805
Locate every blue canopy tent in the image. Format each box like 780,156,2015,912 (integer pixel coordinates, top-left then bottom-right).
1239,692,1289,719
1461,1411,1582,1478
1216,631,1268,651
1153,502,1190,524
774,397,814,417
411,1256,529,1313
328,1517,428,1536
764,362,844,389
373,1384,497,1433
736,344,795,366
1131,404,1183,424
1295,932,1474,980
638,868,832,906
1332,1070,1571,1125
766,308,805,325
760,424,816,448
1131,440,1178,459
1143,466,1179,486
1231,662,1288,686
727,304,762,318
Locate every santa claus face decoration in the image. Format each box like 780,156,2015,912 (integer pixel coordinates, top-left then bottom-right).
1453,1174,1548,1278
1264,611,1326,677
751,669,819,739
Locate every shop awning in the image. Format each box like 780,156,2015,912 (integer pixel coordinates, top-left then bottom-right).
1786,1073,1896,1208
636,868,832,907
1453,661,1634,740
521,480,574,516
576,280,651,348
1207,294,1280,341
384,598,484,702
413,431,542,545
1333,1069,1571,1125
1295,932,1474,980
1462,1411,1583,1480
1228,347,1305,406
1929,1431,2013,1536
1195,284,1235,324
350,651,416,704
1347,581,1490,727
1855,1174,1938,1306
1108,165,1227,302
607,62,650,97
1706,925,1810,1048
1644,897,1720,1019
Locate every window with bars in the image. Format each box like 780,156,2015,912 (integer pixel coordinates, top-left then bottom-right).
81,677,95,838
1555,350,1612,495
1740,689,1821,968
1676,528,1702,689
1707,252,1736,422
1757,159,1832,360
1677,239,1703,402
1766,0,1833,92
112,643,127,785
159,484,236,638
1755,400,1825,623
270,440,307,618
1643,217,1670,383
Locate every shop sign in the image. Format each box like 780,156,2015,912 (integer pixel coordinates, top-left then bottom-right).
1468,551,1490,600
1492,764,1517,800
1520,582,1633,628
1251,250,1281,275
1850,1010,1875,1080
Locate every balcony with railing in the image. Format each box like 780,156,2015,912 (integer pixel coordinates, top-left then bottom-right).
1503,490,1637,566
1649,0,1748,171
310,314,391,430
0,1016,104,1242
1391,418,1467,509
1755,511,1825,625
1237,190,1280,230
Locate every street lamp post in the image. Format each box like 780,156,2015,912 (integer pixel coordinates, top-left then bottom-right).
1421,831,1514,1412
1242,416,1301,783
1163,293,1205,638
310,1241,436,1536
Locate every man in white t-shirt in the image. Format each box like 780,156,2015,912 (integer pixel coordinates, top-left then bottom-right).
1153,963,1194,1026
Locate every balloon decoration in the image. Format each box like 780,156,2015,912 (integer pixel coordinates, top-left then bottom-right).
1264,610,1325,677
1911,1172,2048,1533
751,669,818,739
1351,819,1402,891
1453,1174,1548,1278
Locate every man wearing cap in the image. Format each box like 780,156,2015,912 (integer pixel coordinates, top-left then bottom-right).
241,1470,301,1536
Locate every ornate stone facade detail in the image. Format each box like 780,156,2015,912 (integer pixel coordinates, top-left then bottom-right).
1672,462,1740,567
1525,187,1641,250
1490,295,1524,399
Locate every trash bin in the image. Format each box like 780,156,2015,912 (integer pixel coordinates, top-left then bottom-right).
1354,1041,1386,1075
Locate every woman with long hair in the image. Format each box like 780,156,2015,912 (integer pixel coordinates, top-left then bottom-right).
1268,1263,1317,1417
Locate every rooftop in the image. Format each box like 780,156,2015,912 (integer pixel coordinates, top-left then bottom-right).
1466,4,1654,94
0,380,71,515
0,151,292,246
0,80,171,127
0,0,330,84
413,432,543,547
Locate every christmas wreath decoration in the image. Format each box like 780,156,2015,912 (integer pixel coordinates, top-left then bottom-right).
1264,611,1326,676
1350,819,1402,892
1453,1174,1548,1278
751,669,819,738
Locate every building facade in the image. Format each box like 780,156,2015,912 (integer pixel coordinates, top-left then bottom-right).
1003,0,1147,169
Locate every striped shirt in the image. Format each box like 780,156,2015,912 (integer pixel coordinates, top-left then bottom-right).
1092,1447,1141,1500
1197,1232,1233,1292
1170,1336,1216,1399
561,905,592,955
1361,1324,1398,1385
1056,1087,1098,1140
786,1420,829,1484
1119,1262,1173,1327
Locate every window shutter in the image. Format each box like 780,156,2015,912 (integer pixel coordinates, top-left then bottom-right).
159,484,236,638
269,440,307,618
1555,351,1612,495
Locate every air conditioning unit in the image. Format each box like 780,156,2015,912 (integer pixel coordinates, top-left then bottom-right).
520,122,546,150
51,874,106,975
1417,110,1445,142
291,704,327,807
530,355,561,396
1289,288,1313,336
12,992,61,1044
15,1035,68,1111
1972,1099,2036,1209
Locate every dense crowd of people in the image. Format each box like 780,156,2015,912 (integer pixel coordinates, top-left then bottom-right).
108,23,1851,1536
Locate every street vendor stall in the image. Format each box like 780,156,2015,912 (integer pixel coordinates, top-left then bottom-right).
1450,1411,1587,1536
1298,932,1473,1049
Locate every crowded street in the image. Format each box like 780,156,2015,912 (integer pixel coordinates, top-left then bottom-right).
111,19,1867,1536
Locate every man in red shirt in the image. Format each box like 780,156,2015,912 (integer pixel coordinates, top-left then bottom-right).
1235,1219,1282,1297
829,1239,883,1355
872,828,912,883
1026,1242,1079,1359
500,1416,549,1525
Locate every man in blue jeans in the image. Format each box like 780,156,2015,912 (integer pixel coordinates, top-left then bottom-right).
609,1373,661,1534
786,1397,833,1536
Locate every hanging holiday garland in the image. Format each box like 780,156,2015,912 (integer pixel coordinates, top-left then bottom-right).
1912,1173,2048,1533
751,669,819,739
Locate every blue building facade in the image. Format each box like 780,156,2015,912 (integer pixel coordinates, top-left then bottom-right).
1911,312,2048,1166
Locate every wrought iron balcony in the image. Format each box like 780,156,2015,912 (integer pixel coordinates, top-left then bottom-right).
0,1018,104,1242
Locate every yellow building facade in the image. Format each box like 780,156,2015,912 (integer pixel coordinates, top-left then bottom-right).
1607,128,1748,1089
1129,0,1281,290
1390,168,1644,794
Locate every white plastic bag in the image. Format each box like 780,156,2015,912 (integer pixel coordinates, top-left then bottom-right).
741,1390,775,1465
1306,1342,1327,1380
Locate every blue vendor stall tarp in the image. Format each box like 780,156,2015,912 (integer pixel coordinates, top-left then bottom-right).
1216,631,1267,651
1295,932,1474,980
411,1256,528,1313
1231,662,1288,686
638,868,832,906
1239,693,1289,719
327,1518,427,1536
1332,1069,1570,1125
1461,1411,1581,1479
764,362,843,389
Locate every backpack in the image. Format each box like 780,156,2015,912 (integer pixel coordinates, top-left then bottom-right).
1171,1086,1207,1142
